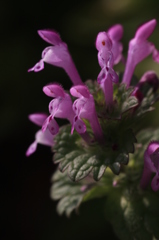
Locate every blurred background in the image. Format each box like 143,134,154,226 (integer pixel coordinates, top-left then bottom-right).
1,0,159,239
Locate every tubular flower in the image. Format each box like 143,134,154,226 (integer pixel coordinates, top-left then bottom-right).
95,25,123,107
122,19,159,87
28,30,83,85
26,113,54,156
42,84,74,135
70,85,104,143
140,141,159,191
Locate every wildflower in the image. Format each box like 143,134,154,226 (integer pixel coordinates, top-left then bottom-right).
26,113,54,156
122,19,159,87
70,85,104,143
95,24,123,107
140,141,159,191
28,30,83,85
42,84,74,135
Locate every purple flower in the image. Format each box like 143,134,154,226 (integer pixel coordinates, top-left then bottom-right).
107,24,124,64
122,19,159,87
26,113,54,156
70,85,104,143
96,24,123,67
28,30,83,86
42,84,74,135
132,71,159,105
95,25,123,107
140,141,159,191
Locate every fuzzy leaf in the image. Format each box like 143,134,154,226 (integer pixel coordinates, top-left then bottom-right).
121,96,138,113
51,169,114,216
59,150,82,172
53,125,112,180
51,170,84,216
68,154,99,181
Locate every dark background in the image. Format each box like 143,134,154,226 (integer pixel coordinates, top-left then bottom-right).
1,0,159,239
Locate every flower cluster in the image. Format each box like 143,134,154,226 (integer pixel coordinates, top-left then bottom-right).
27,19,159,194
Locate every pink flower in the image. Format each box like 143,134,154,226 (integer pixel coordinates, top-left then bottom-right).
26,113,54,156
70,85,104,143
28,30,83,85
140,141,159,191
42,84,74,135
122,19,159,87
95,25,123,107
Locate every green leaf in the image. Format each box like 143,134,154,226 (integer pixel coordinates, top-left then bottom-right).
115,153,129,165
53,125,111,181
93,165,106,181
57,195,83,217
121,129,137,154
109,162,121,175
121,96,138,113
50,168,113,216
50,170,84,217
68,154,99,181
59,150,82,172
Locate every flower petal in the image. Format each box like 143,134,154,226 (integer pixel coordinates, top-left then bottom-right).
108,24,123,41
26,141,37,156
38,29,62,45
108,67,119,83
96,32,112,51
28,60,44,72
43,84,65,98
42,115,53,132
28,113,48,126
135,19,156,41
35,129,54,146
97,67,107,84
72,116,86,134
151,174,159,191
70,85,90,98
42,115,59,135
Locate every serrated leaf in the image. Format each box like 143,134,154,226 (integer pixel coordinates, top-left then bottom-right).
93,165,106,181
50,168,113,216
68,154,99,181
51,170,84,216
109,162,121,175
121,96,138,113
115,153,129,165
57,195,83,217
59,150,82,172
